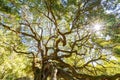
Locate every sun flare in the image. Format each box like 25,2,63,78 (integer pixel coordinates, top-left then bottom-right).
93,23,103,31
88,19,105,37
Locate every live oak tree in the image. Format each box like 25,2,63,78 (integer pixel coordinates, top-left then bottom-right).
0,0,120,80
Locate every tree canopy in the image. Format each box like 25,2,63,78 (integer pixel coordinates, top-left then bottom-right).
0,0,120,80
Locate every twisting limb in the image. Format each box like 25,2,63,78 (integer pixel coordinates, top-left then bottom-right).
0,22,39,41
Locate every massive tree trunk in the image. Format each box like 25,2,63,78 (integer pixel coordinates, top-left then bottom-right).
33,61,57,80
33,67,41,80
51,67,58,80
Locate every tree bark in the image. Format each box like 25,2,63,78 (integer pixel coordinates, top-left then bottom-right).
51,67,58,80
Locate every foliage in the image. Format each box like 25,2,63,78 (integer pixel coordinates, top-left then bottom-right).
0,24,32,79
0,0,120,80
113,46,120,54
